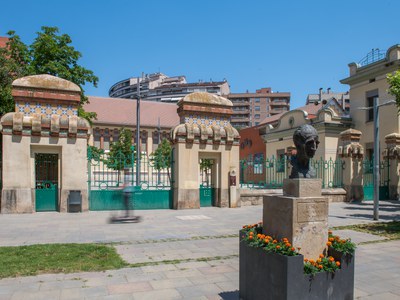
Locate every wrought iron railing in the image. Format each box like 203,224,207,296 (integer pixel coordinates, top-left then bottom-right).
240,156,344,189
87,148,171,191
358,48,386,67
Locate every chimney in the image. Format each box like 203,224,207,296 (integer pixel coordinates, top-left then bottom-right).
319,88,323,103
327,87,331,94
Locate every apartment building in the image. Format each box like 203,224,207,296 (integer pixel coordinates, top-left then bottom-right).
109,72,230,102
226,87,290,129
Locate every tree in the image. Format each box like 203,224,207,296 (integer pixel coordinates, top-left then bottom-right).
150,138,172,183
0,27,98,121
387,70,400,110
106,128,134,184
200,159,213,186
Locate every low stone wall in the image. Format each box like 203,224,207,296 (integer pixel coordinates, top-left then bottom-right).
239,188,347,206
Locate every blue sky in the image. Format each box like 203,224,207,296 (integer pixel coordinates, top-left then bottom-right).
1,0,399,108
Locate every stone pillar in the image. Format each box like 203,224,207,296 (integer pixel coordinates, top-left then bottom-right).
383,133,400,200
337,129,364,201
1,74,90,213
171,92,240,209
263,179,328,259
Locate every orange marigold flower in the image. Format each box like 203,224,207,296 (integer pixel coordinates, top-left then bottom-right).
297,247,301,251
328,230,333,235
329,257,334,262
329,237,334,242
309,259,315,264
304,258,308,262
257,234,262,238
336,261,341,267
273,240,278,244
249,231,254,235
266,236,272,240
276,245,281,250
291,247,295,251
264,238,269,244
326,241,332,247
318,265,323,269
249,236,253,240
319,254,324,259
285,243,291,247
260,234,266,239
317,259,322,263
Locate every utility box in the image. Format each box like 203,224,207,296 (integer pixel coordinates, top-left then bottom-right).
68,190,82,212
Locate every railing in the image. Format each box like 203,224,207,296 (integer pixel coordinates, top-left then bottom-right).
358,48,386,67
87,149,171,191
240,156,344,189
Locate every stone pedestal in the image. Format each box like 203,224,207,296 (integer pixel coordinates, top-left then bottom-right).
263,178,328,259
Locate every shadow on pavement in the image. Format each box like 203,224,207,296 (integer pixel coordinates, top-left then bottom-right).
219,290,239,300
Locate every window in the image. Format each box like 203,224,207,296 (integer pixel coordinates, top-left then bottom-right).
254,114,260,119
255,122,260,126
254,98,260,103
255,106,260,111
366,90,378,122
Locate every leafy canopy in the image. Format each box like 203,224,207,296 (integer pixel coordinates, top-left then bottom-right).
0,26,98,120
107,128,134,171
388,70,400,111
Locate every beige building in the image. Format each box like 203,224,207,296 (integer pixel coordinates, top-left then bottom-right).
0,75,90,213
260,101,351,161
340,45,400,160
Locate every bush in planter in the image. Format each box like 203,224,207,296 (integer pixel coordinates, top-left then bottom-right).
239,224,356,300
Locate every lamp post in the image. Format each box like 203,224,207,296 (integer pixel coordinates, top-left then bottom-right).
135,74,142,187
359,98,396,220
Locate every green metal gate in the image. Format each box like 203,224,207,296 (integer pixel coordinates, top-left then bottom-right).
362,158,390,201
199,159,214,207
35,153,58,211
200,184,214,207
88,147,173,210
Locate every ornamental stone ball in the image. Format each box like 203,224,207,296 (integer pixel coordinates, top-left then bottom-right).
289,124,319,179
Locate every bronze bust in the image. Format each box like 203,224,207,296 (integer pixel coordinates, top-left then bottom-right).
289,124,319,178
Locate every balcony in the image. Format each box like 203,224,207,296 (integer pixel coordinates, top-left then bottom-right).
270,100,289,106
232,109,250,114
270,108,288,114
231,101,250,107
231,116,250,122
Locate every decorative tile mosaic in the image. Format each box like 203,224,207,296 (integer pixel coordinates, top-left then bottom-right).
185,114,230,127
15,101,77,118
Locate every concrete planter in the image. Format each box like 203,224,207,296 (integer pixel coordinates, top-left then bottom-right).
239,233,355,300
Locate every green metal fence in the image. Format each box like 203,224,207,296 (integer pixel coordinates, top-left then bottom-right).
362,157,390,200
87,148,172,210
240,156,344,189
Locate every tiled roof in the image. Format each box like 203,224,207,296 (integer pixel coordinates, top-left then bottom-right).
84,96,180,128
260,103,323,125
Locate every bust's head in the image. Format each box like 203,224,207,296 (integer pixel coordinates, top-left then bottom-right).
293,125,319,159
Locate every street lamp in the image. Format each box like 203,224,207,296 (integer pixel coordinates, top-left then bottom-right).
358,98,396,220
135,74,143,187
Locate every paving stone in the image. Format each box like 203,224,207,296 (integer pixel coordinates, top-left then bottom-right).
60,286,108,299
132,288,182,300
149,278,193,290
107,282,153,294
177,283,223,298
10,290,61,300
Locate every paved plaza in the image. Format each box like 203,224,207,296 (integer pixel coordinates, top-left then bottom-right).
0,201,399,299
